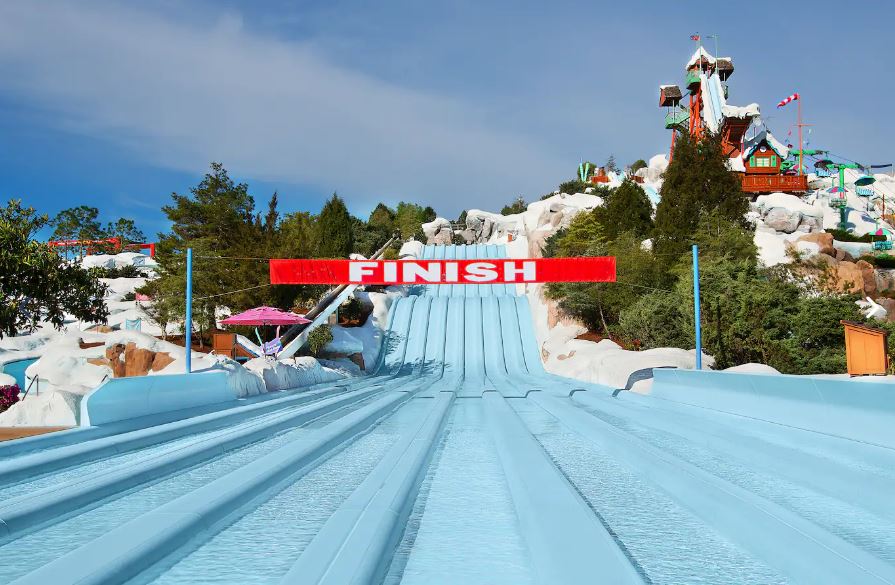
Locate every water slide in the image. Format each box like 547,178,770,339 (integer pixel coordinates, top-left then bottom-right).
1,245,893,584
699,72,727,133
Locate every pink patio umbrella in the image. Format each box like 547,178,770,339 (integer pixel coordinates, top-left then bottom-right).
220,307,310,357
220,306,310,326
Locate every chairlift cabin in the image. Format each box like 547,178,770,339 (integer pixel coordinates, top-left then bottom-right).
874,228,894,251
855,174,876,187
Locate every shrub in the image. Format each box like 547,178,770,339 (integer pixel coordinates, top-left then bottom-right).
340,297,365,324
307,325,333,356
0,384,20,413
825,229,883,243
557,179,590,195
122,292,137,301
501,196,527,216
89,264,148,279
859,254,895,269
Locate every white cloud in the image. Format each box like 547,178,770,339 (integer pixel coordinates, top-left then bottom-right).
0,1,568,214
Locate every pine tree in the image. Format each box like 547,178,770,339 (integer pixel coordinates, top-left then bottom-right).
104,218,146,247
653,132,747,259
146,162,262,344
606,155,618,173
315,193,354,258
595,179,653,242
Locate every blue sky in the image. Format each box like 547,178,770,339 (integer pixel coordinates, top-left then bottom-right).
0,0,892,239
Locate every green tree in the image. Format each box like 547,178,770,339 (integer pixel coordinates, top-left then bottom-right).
50,206,105,257
104,218,146,247
547,231,664,335
1,200,108,337
315,193,354,258
354,202,396,257
653,132,747,259
606,155,618,173
630,159,648,173
144,163,262,346
595,179,654,242
501,196,527,216
394,202,429,241
543,209,603,258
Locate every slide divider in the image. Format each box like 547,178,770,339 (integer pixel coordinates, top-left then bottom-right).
532,392,895,585
482,392,644,584
0,383,351,485
279,391,454,584
9,392,411,585
0,384,385,541
650,369,895,448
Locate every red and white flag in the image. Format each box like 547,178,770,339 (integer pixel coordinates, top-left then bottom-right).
777,93,800,108
690,34,700,41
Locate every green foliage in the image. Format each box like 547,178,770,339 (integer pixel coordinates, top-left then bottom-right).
307,324,333,355
605,155,618,173
825,229,883,243
654,132,747,259
394,202,430,241
339,297,365,324
315,193,354,258
354,203,396,257
543,210,603,258
860,254,895,269
547,232,665,334
89,264,148,279
630,159,648,173
594,179,653,241
557,179,589,195
105,218,146,246
50,205,103,242
1,200,108,337
501,196,527,216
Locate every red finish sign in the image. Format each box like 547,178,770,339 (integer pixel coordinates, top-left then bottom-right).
269,257,616,285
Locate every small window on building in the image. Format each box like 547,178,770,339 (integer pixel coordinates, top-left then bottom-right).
770,155,777,167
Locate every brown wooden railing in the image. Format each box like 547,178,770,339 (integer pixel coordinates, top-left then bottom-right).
742,174,808,193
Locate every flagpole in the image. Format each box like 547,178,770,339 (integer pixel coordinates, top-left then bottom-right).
798,97,803,176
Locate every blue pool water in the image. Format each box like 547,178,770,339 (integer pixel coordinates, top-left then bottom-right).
0,358,36,391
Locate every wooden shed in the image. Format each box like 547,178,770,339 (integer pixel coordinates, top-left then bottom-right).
659,85,683,107
716,58,734,81
841,321,889,375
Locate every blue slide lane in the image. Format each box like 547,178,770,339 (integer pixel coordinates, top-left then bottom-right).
0,244,893,584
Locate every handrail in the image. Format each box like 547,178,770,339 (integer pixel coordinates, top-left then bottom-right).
20,376,39,399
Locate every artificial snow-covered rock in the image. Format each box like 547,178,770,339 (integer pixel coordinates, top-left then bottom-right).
763,207,802,233
755,193,823,221
723,363,780,374
422,217,453,245
0,372,16,387
243,356,346,392
81,252,157,272
326,327,364,355
797,232,835,256
0,390,81,427
543,337,714,390
399,240,424,259
856,297,887,320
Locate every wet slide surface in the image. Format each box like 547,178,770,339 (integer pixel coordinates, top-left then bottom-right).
1,245,893,584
